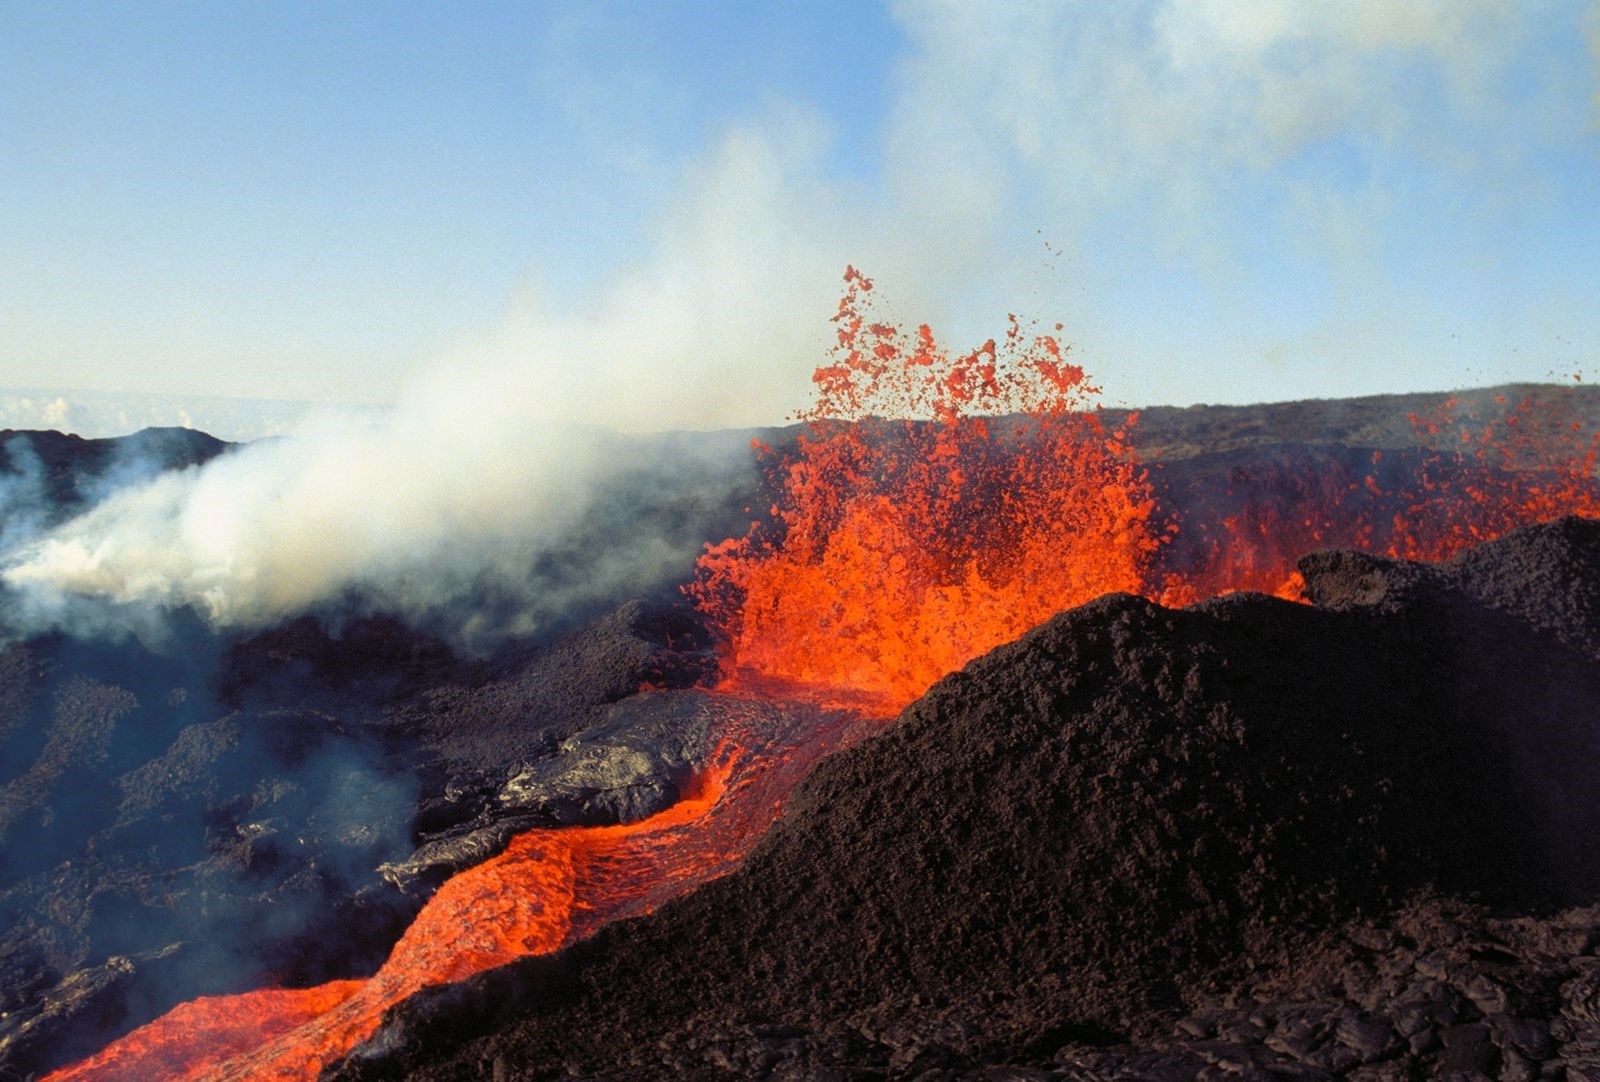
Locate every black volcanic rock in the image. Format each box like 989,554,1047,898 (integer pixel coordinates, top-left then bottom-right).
331,517,1600,1080
1105,381,1600,461
0,596,722,1079
382,688,722,896
217,613,468,711
365,896,1597,1080
1302,512,1600,661
0,426,229,517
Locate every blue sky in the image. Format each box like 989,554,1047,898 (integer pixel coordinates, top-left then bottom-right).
3,1,1600,425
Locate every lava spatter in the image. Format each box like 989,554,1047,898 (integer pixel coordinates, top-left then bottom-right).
690,267,1164,706
693,274,1600,703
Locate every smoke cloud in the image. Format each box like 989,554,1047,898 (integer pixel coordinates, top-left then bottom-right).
0,438,52,557
2,395,674,643
2,0,1595,638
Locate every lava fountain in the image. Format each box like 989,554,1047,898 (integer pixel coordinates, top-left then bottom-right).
691,272,1600,704
690,266,1165,705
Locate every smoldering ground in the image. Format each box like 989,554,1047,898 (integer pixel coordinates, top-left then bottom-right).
0,415,758,1077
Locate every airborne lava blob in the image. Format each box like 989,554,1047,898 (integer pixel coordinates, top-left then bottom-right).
691,267,1164,705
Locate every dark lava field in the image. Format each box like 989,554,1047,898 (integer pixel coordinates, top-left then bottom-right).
1,383,1599,1081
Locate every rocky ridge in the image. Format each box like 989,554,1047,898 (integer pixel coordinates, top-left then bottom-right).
331,517,1600,1080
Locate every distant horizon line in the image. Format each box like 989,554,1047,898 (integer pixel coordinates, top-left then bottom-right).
2,378,1593,445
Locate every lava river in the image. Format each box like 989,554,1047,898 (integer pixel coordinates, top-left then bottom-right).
46,691,882,1081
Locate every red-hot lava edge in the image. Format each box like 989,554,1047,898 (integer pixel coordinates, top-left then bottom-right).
46,699,882,1082
51,269,1600,1079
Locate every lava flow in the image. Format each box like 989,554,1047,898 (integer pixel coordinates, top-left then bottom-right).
46,698,876,1082
1153,389,1600,604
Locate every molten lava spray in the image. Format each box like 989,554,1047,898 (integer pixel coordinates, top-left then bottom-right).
692,274,1600,705
691,267,1163,703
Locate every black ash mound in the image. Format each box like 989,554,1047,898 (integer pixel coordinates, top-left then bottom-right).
335,516,1600,1080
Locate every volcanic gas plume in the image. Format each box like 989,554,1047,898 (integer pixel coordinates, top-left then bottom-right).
38,272,1600,1080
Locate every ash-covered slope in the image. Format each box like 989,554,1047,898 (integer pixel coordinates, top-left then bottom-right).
1107,381,1600,460
334,517,1600,1080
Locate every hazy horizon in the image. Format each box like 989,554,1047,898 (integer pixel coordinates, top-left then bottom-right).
7,374,1599,445
5,2,1600,431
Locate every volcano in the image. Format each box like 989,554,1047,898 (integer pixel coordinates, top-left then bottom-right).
3,357,1600,1079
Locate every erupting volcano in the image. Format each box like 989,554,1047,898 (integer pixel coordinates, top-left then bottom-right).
693,270,1600,706
691,268,1162,705
28,274,1600,1081
13,6,1600,1077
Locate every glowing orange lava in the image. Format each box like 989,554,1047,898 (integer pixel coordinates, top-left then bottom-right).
692,273,1600,706
47,696,876,1082
1157,393,1600,604
691,267,1163,704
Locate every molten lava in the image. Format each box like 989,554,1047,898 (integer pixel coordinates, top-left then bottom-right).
47,699,876,1082
691,267,1163,704
1154,392,1600,603
692,273,1600,705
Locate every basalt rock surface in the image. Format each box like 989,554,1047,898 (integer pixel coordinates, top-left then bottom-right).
331,517,1600,1080
0,426,229,519
0,598,720,1079
385,895,1596,1081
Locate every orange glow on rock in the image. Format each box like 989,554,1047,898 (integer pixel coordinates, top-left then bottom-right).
47,698,877,1082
